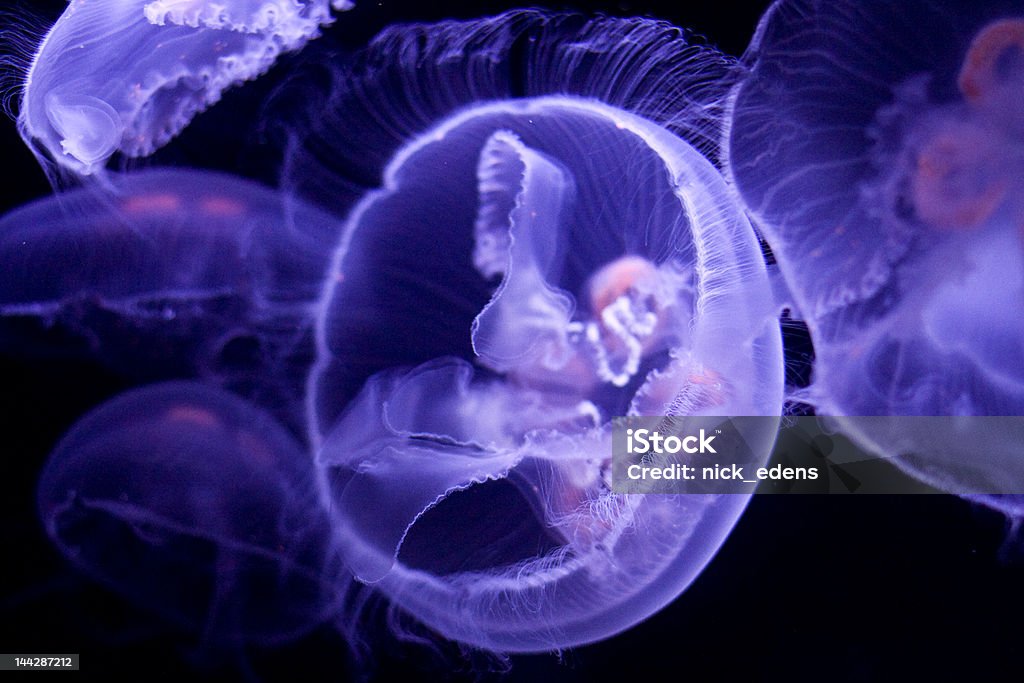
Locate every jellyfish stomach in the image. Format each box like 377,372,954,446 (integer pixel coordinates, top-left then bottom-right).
957,18,1024,108
577,255,691,389
910,121,1011,231
909,17,1024,233
483,253,694,402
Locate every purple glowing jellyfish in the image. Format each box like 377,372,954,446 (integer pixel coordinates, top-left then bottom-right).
297,11,785,651
726,0,1024,512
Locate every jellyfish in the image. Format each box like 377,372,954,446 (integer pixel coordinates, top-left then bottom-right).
37,380,343,644
17,0,353,178
725,0,1024,510
3,4,786,663
295,12,786,652
0,167,340,429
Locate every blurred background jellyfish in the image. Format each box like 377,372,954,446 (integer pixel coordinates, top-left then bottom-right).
292,11,785,652
37,381,343,646
17,0,353,179
726,0,1024,513
0,165,348,662
0,168,340,431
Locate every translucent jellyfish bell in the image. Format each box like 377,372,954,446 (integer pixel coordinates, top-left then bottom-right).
726,0,1024,509
0,168,339,429
37,381,342,644
300,12,785,652
18,0,352,177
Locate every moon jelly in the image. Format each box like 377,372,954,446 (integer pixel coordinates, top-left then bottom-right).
0,168,339,428
37,381,342,644
18,0,352,177
726,0,1024,508
301,12,785,651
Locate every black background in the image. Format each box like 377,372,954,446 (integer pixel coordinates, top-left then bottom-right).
2,1,1022,681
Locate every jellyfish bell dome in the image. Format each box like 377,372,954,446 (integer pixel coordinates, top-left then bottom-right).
297,11,786,652
725,0,1024,511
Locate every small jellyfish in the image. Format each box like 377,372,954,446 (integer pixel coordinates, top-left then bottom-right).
37,381,343,644
726,0,1024,508
0,168,340,429
17,0,353,177
298,12,785,652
